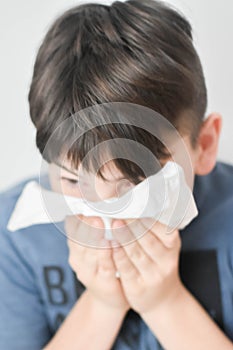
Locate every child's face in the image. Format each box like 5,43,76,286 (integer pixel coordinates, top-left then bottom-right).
48,112,222,199
48,157,136,201
48,135,198,200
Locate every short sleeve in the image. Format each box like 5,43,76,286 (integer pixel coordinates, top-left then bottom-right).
0,225,52,350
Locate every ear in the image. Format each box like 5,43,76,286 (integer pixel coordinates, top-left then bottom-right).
194,113,222,175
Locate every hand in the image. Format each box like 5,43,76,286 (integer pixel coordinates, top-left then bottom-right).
111,218,184,315
65,215,130,312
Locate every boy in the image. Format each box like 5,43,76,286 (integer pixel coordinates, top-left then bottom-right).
0,0,232,349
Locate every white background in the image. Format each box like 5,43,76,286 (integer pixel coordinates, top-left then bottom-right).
0,0,232,191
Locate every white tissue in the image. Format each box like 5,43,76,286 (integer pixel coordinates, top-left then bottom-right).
7,161,198,239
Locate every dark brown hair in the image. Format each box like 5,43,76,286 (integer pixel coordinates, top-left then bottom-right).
28,0,207,183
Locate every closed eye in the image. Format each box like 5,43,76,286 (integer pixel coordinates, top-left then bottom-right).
61,177,79,185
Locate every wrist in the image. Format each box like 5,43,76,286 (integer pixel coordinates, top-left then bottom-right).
141,282,187,321
86,290,129,318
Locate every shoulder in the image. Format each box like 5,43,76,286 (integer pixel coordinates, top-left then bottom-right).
0,174,50,230
0,176,40,265
0,176,37,229
191,161,233,246
0,174,65,287
208,160,233,189
193,161,233,213
0,175,52,262
0,178,54,348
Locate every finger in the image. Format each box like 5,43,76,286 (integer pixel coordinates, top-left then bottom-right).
67,216,101,273
115,218,165,262
65,215,90,244
140,218,181,250
111,218,135,245
66,216,87,266
97,239,116,279
112,220,155,277
112,246,140,283
65,215,83,243
67,215,105,248
83,216,106,248
79,217,106,272
67,239,85,274
75,239,99,282
123,219,178,269
65,214,81,232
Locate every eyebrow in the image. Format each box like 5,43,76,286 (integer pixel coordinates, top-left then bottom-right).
54,161,79,177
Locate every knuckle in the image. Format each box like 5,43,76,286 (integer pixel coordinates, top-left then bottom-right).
128,249,141,260
98,264,113,275
145,234,155,246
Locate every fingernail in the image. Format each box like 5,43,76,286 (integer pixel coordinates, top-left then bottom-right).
112,219,125,229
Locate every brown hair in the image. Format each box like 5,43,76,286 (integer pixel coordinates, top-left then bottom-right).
28,0,207,183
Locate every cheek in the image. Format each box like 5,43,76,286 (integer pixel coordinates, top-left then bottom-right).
48,166,82,197
89,183,112,201
94,180,117,201
61,182,83,197
48,165,60,192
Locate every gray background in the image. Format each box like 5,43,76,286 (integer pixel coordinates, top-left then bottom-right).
0,0,232,191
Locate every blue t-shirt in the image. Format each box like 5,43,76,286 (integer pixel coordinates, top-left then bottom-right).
0,161,232,349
